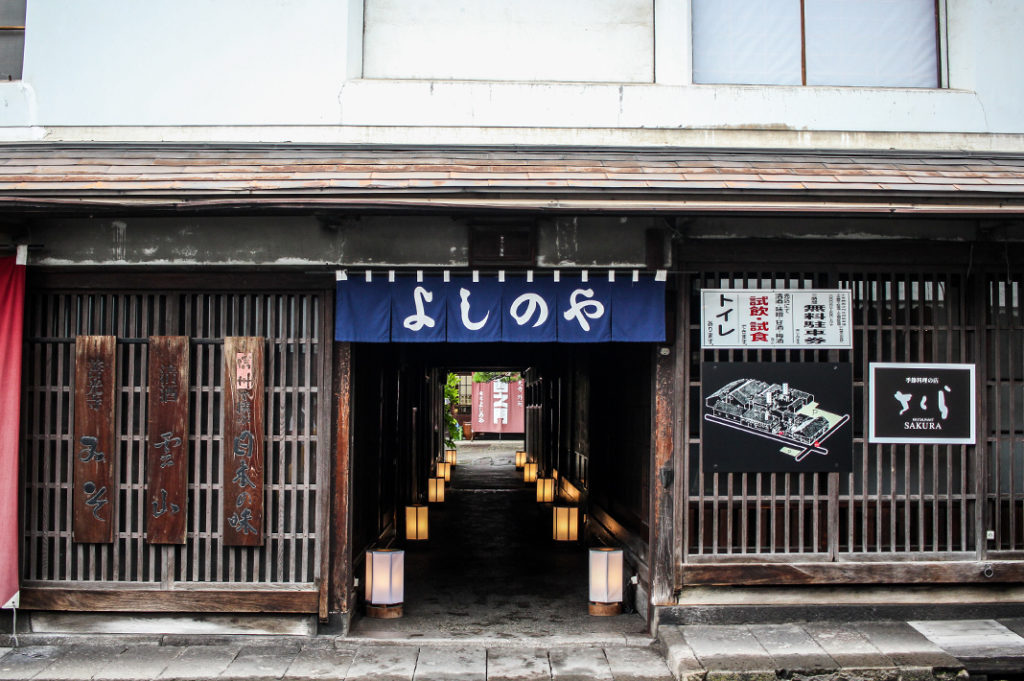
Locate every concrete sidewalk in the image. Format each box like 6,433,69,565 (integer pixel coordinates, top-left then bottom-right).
4,619,1024,680
660,619,1024,680
0,636,673,681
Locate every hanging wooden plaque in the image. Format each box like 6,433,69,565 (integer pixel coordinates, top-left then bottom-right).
223,336,264,546
146,336,190,544
73,335,117,543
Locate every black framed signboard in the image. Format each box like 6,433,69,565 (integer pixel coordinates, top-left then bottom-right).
702,362,853,473
868,363,976,445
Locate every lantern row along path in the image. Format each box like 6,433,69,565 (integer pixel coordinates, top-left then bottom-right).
3,443,1024,678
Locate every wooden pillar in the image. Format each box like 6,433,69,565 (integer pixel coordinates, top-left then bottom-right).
330,342,353,616
650,345,676,616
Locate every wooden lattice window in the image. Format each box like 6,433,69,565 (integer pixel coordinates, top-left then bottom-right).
682,268,979,562
20,287,330,595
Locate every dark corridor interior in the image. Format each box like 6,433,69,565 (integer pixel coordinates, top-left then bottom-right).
347,343,655,638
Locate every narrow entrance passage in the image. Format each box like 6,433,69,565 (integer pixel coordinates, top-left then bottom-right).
350,440,647,640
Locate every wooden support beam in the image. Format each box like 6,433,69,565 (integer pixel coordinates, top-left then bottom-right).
680,561,1024,586
649,346,676,610
20,588,319,613
330,343,353,615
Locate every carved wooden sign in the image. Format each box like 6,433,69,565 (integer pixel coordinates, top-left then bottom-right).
73,336,116,543
146,336,189,544
223,337,264,546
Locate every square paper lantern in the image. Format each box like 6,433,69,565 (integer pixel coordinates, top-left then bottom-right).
552,506,579,542
444,449,457,464
515,451,527,469
523,462,538,483
436,461,452,481
405,504,428,540
365,548,404,618
427,477,446,503
588,547,624,616
536,477,555,503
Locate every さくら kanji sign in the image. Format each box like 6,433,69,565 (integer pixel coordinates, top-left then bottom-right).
73,336,117,543
869,363,976,444
223,337,264,546
146,336,189,544
701,289,852,349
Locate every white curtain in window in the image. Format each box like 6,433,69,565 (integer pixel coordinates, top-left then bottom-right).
692,0,802,85
805,0,938,87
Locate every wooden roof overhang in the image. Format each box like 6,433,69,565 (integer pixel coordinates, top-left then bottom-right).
1,143,1024,217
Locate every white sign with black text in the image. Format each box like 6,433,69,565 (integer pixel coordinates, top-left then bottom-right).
701,288,852,349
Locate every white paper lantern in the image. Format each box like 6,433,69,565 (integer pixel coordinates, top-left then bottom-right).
365,549,404,617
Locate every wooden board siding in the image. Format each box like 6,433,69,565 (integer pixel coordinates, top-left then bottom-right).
223,337,265,547
146,336,189,544
72,336,116,544
20,285,329,609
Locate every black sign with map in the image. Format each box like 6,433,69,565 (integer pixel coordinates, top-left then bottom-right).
869,363,976,444
702,362,853,473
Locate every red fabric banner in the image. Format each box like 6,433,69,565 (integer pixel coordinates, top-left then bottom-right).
1,251,25,609
471,379,525,433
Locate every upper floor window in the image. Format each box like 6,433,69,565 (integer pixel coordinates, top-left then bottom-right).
0,0,25,80
692,0,939,88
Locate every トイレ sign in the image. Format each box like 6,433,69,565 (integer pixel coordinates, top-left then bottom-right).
701,289,852,349
869,363,976,444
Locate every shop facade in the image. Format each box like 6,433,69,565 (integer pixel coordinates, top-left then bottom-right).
0,145,1020,632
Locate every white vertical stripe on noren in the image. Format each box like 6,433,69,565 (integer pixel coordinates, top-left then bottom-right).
443,270,451,282
472,270,480,283
632,270,640,282
388,270,395,283
336,270,347,281
416,270,423,283
655,269,667,282
365,271,373,282
498,270,505,283
526,270,534,283
16,244,27,266
581,270,589,283
553,271,560,282
608,270,615,282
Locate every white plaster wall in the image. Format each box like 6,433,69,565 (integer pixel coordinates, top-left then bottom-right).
362,0,653,82
3,0,1024,146
21,0,361,126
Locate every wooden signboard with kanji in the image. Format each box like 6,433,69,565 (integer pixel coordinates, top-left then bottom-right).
73,335,116,543
223,337,264,546
146,336,190,544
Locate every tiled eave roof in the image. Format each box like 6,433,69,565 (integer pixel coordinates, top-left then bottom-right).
2,143,1024,214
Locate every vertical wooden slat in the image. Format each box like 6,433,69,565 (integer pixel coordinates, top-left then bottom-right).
223,336,265,547
73,335,116,544
146,337,190,544
974,273,988,560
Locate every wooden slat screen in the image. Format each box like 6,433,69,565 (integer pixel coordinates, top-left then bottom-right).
20,290,325,589
986,272,1024,556
683,269,980,562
